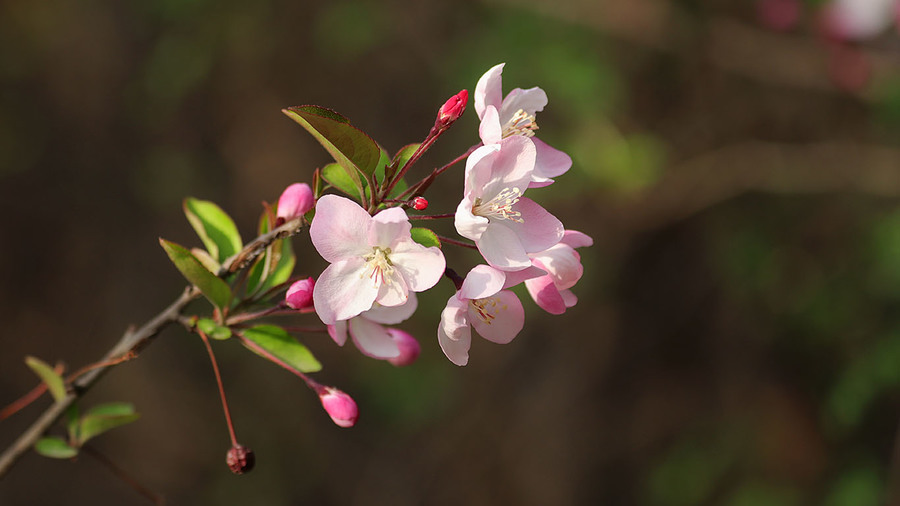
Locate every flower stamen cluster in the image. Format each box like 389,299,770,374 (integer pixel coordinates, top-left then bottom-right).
502,109,539,138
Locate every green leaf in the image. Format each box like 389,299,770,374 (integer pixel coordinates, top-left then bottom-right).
391,143,421,174
259,238,295,295
197,318,232,341
241,325,321,373
34,436,78,459
283,105,381,201
321,162,363,200
410,228,441,249
78,403,140,445
183,198,243,263
160,239,232,309
24,356,66,402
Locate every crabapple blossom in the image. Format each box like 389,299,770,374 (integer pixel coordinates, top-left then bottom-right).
435,89,468,131
285,277,315,310
474,63,572,187
318,387,359,428
276,183,315,221
455,136,564,271
385,329,421,367
310,195,445,324
438,265,525,366
822,0,898,40
525,230,593,315
327,294,418,360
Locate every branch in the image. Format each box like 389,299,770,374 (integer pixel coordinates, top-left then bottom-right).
0,217,307,479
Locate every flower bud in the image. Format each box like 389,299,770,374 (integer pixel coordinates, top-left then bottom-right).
410,196,428,211
226,445,255,474
276,183,315,221
319,387,358,428
435,89,468,130
285,277,315,310
386,329,420,367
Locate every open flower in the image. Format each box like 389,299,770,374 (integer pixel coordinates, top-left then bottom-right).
438,265,525,366
327,293,419,361
311,195,445,324
524,230,593,315
474,63,572,187
455,136,564,271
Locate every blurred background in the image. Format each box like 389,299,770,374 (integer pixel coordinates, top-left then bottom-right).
2,0,900,504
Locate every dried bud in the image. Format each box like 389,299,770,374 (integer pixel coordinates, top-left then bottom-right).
410,196,428,211
226,445,255,474
386,329,420,367
285,277,315,310
435,89,468,130
319,387,358,428
276,183,315,221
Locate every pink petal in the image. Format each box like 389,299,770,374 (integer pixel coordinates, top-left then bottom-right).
532,244,583,290
455,199,489,242
561,230,594,249
369,207,412,248
532,137,572,181
474,63,505,119
375,269,410,307
327,321,348,346
438,298,472,366
481,136,536,199
525,275,567,315
362,293,417,324
313,257,379,324
459,265,506,300
390,241,446,292
386,329,421,367
478,106,503,145
560,289,578,308
498,87,547,124
502,264,547,289
469,290,524,344
349,317,400,359
464,144,502,199
478,222,532,271
310,195,372,263
504,197,564,253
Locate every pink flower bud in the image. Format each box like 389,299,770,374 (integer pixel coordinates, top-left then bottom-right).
226,445,255,474
277,183,315,221
410,196,428,211
285,277,315,310
435,89,468,130
386,329,420,367
319,387,359,428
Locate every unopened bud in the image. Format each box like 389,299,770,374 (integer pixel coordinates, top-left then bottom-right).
285,277,315,310
226,445,255,474
410,196,428,211
386,329,420,367
276,183,315,221
435,89,468,130
319,387,358,428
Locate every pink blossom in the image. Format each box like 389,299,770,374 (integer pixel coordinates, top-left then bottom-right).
474,63,572,187
276,183,315,220
821,0,898,40
435,89,468,131
455,137,564,271
385,329,420,367
438,265,525,366
327,294,418,360
310,195,445,324
318,387,359,428
524,230,593,315
285,277,315,310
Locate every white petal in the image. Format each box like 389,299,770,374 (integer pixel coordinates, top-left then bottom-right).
478,106,503,145
477,222,531,271
498,87,547,123
327,321,348,346
362,292,418,325
369,206,411,248
455,199,489,242
474,63,505,119
469,290,524,344
438,297,472,366
375,269,409,307
349,317,400,359
313,257,379,324
390,241,446,292
309,195,371,263
459,265,505,300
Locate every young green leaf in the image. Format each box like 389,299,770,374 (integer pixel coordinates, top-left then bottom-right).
160,239,232,309
24,356,66,402
78,403,140,445
321,162,364,200
34,437,78,459
241,325,322,373
258,238,295,295
197,318,232,340
410,227,441,249
392,143,421,174
183,198,243,263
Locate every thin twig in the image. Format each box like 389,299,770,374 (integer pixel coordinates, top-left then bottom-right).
434,234,478,250
82,445,165,505
196,329,238,447
0,363,64,422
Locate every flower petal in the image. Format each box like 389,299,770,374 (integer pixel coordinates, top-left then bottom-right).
478,106,503,145
474,63,505,119
455,199,489,242
525,275,567,315
459,265,505,300
504,197,564,253
481,136,536,200
375,268,410,307
498,87,547,124
362,292,417,324
327,321,349,346
560,289,578,308
561,230,594,249
313,257,379,324
390,241,446,292
469,290,524,344
502,264,547,289
477,222,532,271
532,137,572,182
310,195,372,263
369,206,412,248
438,297,472,366
349,317,400,359
532,244,583,290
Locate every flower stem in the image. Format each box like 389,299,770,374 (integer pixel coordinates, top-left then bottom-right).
408,213,454,220
434,234,478,250
197,328,238,447
396,142,481,201
0,363,63,422
82,445,165,505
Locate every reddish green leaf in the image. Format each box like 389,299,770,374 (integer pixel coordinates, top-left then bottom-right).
160,239,232,309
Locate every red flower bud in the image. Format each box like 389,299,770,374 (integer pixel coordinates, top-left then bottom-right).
319,387,359,428
226,445,255,474
435,89,468,130
285,277,315,310
410,196,428,211
386,329,420,367
277,183,315,221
